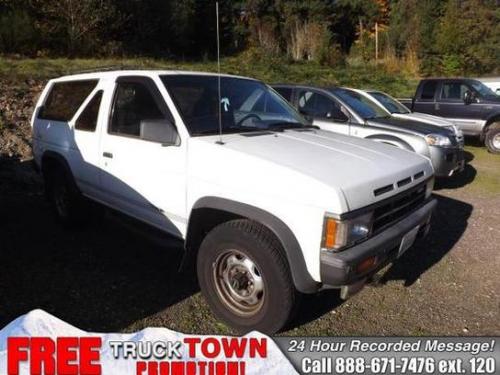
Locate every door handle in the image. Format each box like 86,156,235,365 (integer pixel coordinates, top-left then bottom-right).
103,152,113,159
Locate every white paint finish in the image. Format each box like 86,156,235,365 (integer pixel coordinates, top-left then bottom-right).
31,70,435,285
185,130,431,280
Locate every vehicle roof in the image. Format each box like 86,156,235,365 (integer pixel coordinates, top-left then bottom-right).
49,70,257,83
272,83,337,90
475,77,500,83
419,77,481,82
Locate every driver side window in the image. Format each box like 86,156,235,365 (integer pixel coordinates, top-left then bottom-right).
298,91,347,121
441,82,470,101
110,81,166,137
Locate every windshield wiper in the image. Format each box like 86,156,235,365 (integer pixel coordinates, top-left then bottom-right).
191,125,264,136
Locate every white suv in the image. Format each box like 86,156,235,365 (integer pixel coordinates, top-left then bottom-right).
31,71,436,333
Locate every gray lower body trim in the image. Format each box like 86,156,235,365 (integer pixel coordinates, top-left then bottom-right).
320,198,437,287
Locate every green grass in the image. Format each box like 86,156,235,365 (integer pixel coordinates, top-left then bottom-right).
0,56,419,97
464,143,500,196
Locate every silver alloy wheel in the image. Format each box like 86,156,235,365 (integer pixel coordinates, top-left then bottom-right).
493,133,500,150
213,250,265,316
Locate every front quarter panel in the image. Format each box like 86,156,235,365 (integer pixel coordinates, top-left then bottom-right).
185,138,350,283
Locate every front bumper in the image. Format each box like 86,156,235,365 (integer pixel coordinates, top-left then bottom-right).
429,146,464,177
320,198,437,288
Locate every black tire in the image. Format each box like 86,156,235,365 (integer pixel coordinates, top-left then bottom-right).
44,167,88,226
485,122,500,154
197,219,296,334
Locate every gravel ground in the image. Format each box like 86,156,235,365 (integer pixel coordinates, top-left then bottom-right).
1,142,498,336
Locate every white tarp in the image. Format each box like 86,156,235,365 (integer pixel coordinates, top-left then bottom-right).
0,309,297,374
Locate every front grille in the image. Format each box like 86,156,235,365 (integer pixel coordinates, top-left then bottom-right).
372,182,426,233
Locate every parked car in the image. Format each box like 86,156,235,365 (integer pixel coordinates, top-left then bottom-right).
475,77,500,96
350,89,464,148
399,78,500,153
273,84,464,177
32,70,436,334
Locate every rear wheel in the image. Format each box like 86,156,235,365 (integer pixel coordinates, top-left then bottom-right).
197,219,297,334
485,122,500,154
44,166,88,226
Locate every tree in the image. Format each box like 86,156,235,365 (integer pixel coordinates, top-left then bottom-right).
437,0,500,74
32,0,123,56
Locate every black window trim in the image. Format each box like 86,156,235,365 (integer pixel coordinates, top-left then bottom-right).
74,89,104,133
39,79,99,122
108,75,178,145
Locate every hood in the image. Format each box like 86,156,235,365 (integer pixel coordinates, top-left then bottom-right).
367,116,454,137
394,112,455,127
187,129,433,212
480,95,500,104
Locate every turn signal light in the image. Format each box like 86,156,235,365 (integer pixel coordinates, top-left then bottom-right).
356,256,378,274
324,218,337,249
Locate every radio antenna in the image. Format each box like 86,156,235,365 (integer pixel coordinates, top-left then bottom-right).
215,1,224,145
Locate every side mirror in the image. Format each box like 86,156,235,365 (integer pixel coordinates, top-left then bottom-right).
140,119,179,145
463,90,476,104
299,109,314,124
303,114,314,124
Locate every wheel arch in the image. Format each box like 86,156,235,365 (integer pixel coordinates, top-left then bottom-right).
186,196,319,293
41,151,74,179
40,151,79,194
484,113,500,133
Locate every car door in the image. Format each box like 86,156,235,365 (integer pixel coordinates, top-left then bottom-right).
412,80,439,115
435,80,485,135
35,79,102,197
296,89,350,135
99,76,187,237
71,89,105,198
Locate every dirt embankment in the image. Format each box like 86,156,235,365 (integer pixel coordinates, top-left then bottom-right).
0,79,44,160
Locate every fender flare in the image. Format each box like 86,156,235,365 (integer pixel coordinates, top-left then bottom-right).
365,134,415,151
189,197,320,293
484,112,500,131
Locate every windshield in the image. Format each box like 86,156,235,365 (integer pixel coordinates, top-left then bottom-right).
161,75,307,136
331,88,390,120
369,91,410,114
470,80,497,98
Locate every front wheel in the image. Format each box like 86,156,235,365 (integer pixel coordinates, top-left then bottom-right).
197,219,297,334
485,123,500,154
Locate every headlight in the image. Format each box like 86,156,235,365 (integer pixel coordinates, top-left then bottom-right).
322,211,373,251
425,133,452,147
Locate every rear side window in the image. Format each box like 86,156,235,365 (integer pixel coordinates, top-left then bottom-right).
75,91,103,132
275,87,293,102
40,80,98,121
419,81,437,100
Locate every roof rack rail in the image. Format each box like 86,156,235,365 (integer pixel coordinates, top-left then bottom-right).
69,65,144,74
